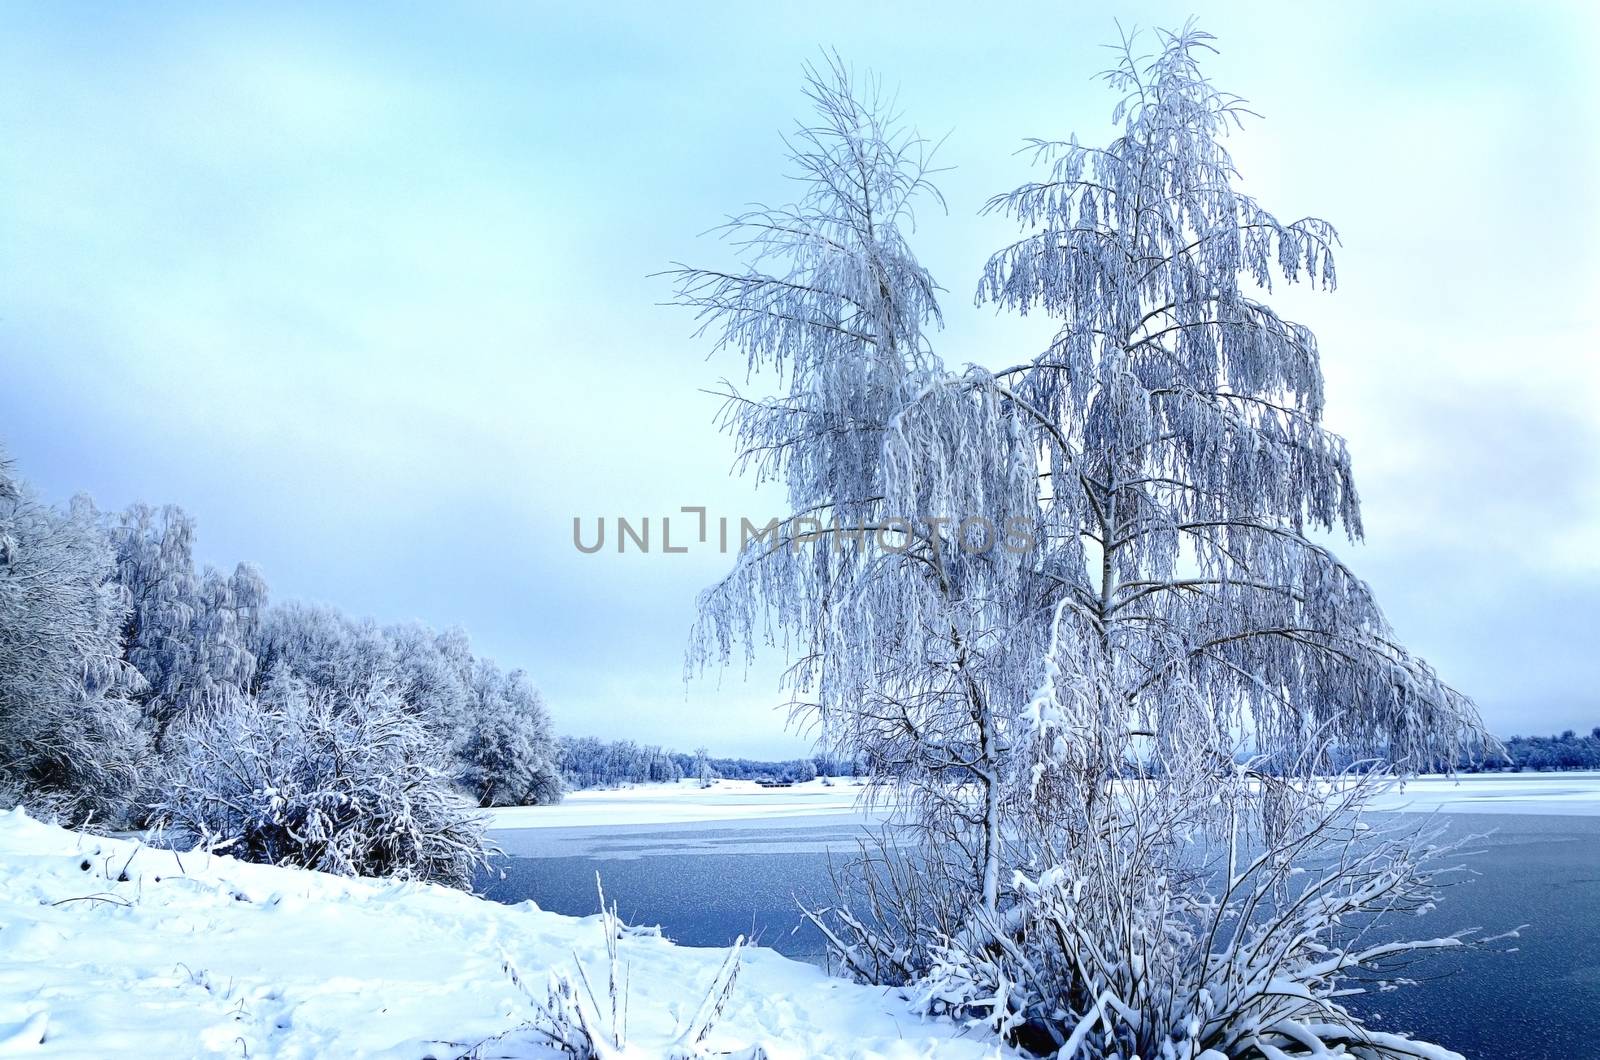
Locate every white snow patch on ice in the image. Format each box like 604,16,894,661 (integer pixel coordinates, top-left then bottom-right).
487,779,875,831
1369,771,1600,816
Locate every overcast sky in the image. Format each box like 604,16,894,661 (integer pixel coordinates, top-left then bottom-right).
3,2,1597,756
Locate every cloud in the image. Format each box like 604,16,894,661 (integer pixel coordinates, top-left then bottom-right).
2,0,1596,752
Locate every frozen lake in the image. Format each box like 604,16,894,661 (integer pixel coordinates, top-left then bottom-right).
483,776,1600,1059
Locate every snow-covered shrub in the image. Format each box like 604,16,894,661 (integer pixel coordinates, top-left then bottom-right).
902,767,1491,1059
155,674,490,887
802,824,976,988
810,662,1498,1057
0,462,147,825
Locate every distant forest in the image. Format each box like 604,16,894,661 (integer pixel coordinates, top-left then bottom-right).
1462,728,1600,773
558,729,1600,791
557,736,861,790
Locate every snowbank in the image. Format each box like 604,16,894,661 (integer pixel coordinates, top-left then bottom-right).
0,809,1009,1059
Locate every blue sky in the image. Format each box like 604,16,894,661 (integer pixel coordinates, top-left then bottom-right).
3,2,1597,755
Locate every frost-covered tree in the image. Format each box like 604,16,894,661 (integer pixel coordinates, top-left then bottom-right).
254,603,560,806
647,746,683,783
456,659,561,807
193,561,267,697
0,458,145,822
675,29,1487,1056
251,601,394,704
111,504,199,737
557,737,685,790
976,25,1479,793
673,57,1044,918
0,445,560,831
111,504,265,747
386,621,474,739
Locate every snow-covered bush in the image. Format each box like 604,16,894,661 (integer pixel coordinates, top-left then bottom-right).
155,674,491,887
906,767,1488,1058
810,651,1496,1057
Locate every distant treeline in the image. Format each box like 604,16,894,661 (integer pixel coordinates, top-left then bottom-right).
557,736,861,790
558,728,1600,790
1460,727,1600,773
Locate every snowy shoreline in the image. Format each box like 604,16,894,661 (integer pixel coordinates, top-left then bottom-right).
0,808,1011,1059
4,773,1596,1057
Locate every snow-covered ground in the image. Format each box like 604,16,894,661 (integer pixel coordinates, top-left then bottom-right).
0,808,1009,1059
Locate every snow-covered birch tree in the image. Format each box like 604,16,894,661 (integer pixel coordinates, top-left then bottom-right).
675,26,1490,1057
672,57,1047,929
987,34,1498,1057
978,25,1481,792
111,504,266,749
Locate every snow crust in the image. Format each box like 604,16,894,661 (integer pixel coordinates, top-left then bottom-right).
0,808,1011,1058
